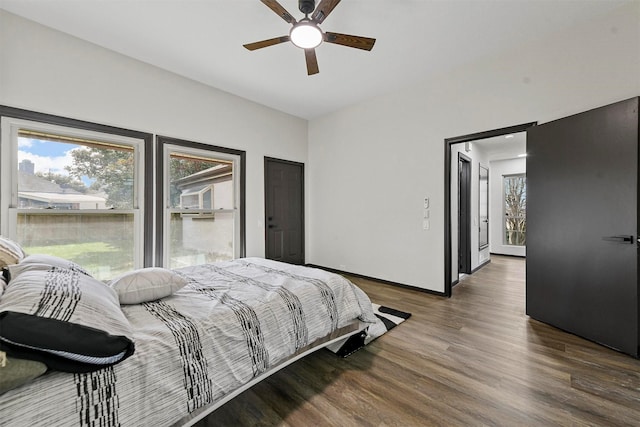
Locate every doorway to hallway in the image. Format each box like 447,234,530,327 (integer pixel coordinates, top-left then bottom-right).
444,122,535,297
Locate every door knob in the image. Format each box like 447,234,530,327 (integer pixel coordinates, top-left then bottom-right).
602,235,634,244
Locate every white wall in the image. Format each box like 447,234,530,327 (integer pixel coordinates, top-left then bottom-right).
0,10,308,260
2,4,639,293
489,158,527,257
308,2,640,292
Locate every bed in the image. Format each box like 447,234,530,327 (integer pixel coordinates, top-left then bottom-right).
0,255,377,426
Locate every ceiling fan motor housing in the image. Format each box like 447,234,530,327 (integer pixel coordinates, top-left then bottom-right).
299,0,315,15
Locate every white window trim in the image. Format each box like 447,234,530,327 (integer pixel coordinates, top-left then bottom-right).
162,143,242,266
0,116,146,268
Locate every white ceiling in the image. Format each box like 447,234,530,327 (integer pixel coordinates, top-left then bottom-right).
0,0,631,119
472,131,527,162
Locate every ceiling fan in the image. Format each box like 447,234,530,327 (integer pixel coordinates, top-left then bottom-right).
243,0,376,75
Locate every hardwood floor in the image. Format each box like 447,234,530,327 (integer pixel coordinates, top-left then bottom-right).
197,256,640,426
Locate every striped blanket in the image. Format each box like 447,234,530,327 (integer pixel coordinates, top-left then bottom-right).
0,258,376,426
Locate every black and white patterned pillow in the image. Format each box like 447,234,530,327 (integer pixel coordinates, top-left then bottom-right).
8,253,93,278
0,265,135,373
0,273,6,299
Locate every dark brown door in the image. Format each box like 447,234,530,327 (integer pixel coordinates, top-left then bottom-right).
265,157,304,265
527,97,639,356
459,153,472,274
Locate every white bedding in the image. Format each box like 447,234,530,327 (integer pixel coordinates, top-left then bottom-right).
0,257,376,426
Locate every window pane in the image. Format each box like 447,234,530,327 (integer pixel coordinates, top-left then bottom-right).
181,193,200,209
505,230,526,246
13,128,140,279
18,131,134,209
169,154,230,209
167,150,236,268
203,188,212,209
504,174,526,246
17,212,134,280
168,211,234,269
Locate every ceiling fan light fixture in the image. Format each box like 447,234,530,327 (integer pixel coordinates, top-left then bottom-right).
290,20,323,49
245,0,376,75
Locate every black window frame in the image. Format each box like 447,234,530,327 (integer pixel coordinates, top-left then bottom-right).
0,106,154,267
0,107,246,269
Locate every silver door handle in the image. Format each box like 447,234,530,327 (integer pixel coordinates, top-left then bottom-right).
602,235,634,244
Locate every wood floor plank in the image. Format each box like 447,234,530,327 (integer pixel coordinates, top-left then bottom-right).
197,256,640,426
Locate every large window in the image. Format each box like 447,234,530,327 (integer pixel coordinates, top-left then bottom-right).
504,174,526,246
1,110,246,277
1,116,147,279
158,136,245,269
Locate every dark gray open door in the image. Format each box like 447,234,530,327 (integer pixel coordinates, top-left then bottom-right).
264,157,304,265
527,97,639,356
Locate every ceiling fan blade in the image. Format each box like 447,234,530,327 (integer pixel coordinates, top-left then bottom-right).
311,0,341,24
260,0,297,24
243,35,290,51
305,49,319,75
324,32,376,51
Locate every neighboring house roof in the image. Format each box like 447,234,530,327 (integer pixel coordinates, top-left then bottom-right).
17,170,106,205
173,164,232,189
18,170,82,194
18,191,107,204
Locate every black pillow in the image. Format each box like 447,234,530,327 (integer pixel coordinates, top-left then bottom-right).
0,266,135,373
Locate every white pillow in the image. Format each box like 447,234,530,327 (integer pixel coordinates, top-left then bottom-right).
0,236,25,268
109,267,187,304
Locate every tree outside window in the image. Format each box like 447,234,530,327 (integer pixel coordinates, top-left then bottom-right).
504,174,526,246
14,132,140,279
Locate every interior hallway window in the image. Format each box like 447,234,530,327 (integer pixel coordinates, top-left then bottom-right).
504,174,526,246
